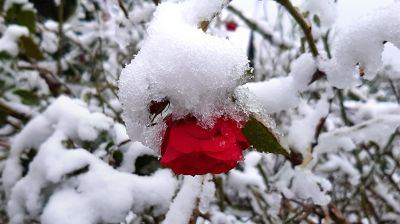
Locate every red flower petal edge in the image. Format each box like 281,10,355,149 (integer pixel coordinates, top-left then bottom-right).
160,115,250,175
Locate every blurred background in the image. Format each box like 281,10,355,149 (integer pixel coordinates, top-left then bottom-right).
1,0,400,223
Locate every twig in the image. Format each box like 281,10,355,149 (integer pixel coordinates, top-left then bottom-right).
0,140,10,149
227,6,291,50
0,100,30,121
275,0,318,57
18,64,70,96
275,0,329,84
57,0,64,77
336,89,354,126
388,78,400,104
118,0,129,19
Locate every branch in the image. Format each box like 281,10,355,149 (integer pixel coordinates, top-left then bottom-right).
275,0,318,57
337,89,354,126
275,0,328,83
0,100,30,121
57,0,64,77
118,0,129,19
227,5,291,50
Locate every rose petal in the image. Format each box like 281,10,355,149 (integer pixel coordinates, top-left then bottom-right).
160,115,250,175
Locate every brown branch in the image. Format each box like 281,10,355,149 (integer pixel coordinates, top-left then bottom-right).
275,0,318,56
118,0,129,19
0,100,30,121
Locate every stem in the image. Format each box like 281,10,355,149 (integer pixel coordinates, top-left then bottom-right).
57,0,64,77
275,0,318,57
388,78,400,104
276,0,328,84
337,89,353,126
117,0,129,19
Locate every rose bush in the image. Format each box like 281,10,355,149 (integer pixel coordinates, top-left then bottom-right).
160,115,250,175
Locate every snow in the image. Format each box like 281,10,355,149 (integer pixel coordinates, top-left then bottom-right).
275,164,332,206
198,175,215,213
235,53,316,114
300,0,338,27
163,176,203,224
381,43,400,79
374,178,400,214
287,96,330,155
40,21,58,53
1,0,400,222
318,154,360,185
350,99,400,122
3,96,177,224
118,141,155,173
0,25,29,57
118,0,248,152
228,151,265,194
315,115,400,154
322,3,400,88
3,0,31,11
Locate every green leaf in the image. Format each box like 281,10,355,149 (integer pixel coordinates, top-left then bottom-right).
135,155,160,176
0,51,12,60
0,111,8,126
19,36,43,60
242,116,289,157
0,0,4,14
313,15,321,27
13,89,40,105
5,4,36,33
112,150,124,167
81,131,110,152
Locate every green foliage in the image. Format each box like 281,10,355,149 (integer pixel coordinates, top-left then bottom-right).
242,116,289,157
81,131,111,152
0,51,12,60
112,150,124,167
13,89,40,105
5,4,36,33
313,15,321,27
19,36,43,60
135,155,160,176
0,111,7,126
0,0,4,14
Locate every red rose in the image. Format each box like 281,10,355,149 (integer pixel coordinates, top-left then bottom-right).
160,115,250,175
225,21,238,31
